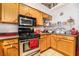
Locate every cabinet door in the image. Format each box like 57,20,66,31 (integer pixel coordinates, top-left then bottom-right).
40,37,47,52
19,4,31,16
3,43,19,56
48,15,52,20
0,41,3,56
42,13,49,19
29,8,43,25
51,36,57,49
36,11,43,25
0,46,3,56
2,3,18,23
57,39,76,56
57,39,64,52
29,8,37,18
46,35,51,49
62,40,76,56
42,13,52,20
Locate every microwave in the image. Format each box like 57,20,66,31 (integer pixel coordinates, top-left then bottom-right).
18,15,36,26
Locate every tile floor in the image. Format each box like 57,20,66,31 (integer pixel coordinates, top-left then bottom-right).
40,49,64,56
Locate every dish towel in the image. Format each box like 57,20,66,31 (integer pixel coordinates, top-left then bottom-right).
29,38,38,49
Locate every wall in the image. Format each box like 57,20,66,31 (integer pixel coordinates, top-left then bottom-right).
51,3,79,30
23,3,52,15
0,23,18,33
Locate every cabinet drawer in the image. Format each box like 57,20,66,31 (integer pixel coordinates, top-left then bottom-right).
13,39,18,43
40,35,46,39
3,39,18,45
3,40,10,45
65,36,75,41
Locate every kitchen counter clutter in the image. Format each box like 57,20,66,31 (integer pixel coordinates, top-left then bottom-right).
40,33,78,56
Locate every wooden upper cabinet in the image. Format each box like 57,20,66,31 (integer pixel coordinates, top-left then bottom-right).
42,13,52,20
19,4,31,16
36,11,43,26
42,13,48,19
29,8,37,18
29,8,43,25
19,4,43,26
48,16,52,20
1,3,18,23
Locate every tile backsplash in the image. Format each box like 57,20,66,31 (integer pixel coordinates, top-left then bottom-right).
0,23,18,33
34,26,45,32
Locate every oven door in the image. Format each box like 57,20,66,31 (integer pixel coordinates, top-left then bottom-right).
20,41,30,53
23,41,30,52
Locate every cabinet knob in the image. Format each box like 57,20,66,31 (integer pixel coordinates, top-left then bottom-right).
10,45,13,47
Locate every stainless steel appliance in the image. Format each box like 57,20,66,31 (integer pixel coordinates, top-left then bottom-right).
18,15,36,26
19,27,39,55
18,15,39,56
20,40,39,56
20,40,30,52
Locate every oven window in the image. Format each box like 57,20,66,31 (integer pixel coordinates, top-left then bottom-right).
23,43,30,52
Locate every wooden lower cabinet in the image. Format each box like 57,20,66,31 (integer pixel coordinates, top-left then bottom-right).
55,35,76,56
51,35,76,56
40,34,51,52
51,35,57,49
0,38,19,56
40,34,76,56
0,41,3,56
46,35,51,49
0,46,3,56
3,43,18,56
40,37,47,52
57,39,76,56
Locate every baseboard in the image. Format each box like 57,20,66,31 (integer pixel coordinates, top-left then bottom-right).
40,47,51,53
51,47,71,56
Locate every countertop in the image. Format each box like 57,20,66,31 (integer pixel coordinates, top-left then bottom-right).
0,35,19,40
40,33,78,37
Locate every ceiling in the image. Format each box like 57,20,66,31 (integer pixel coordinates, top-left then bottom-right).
42,3,58,9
